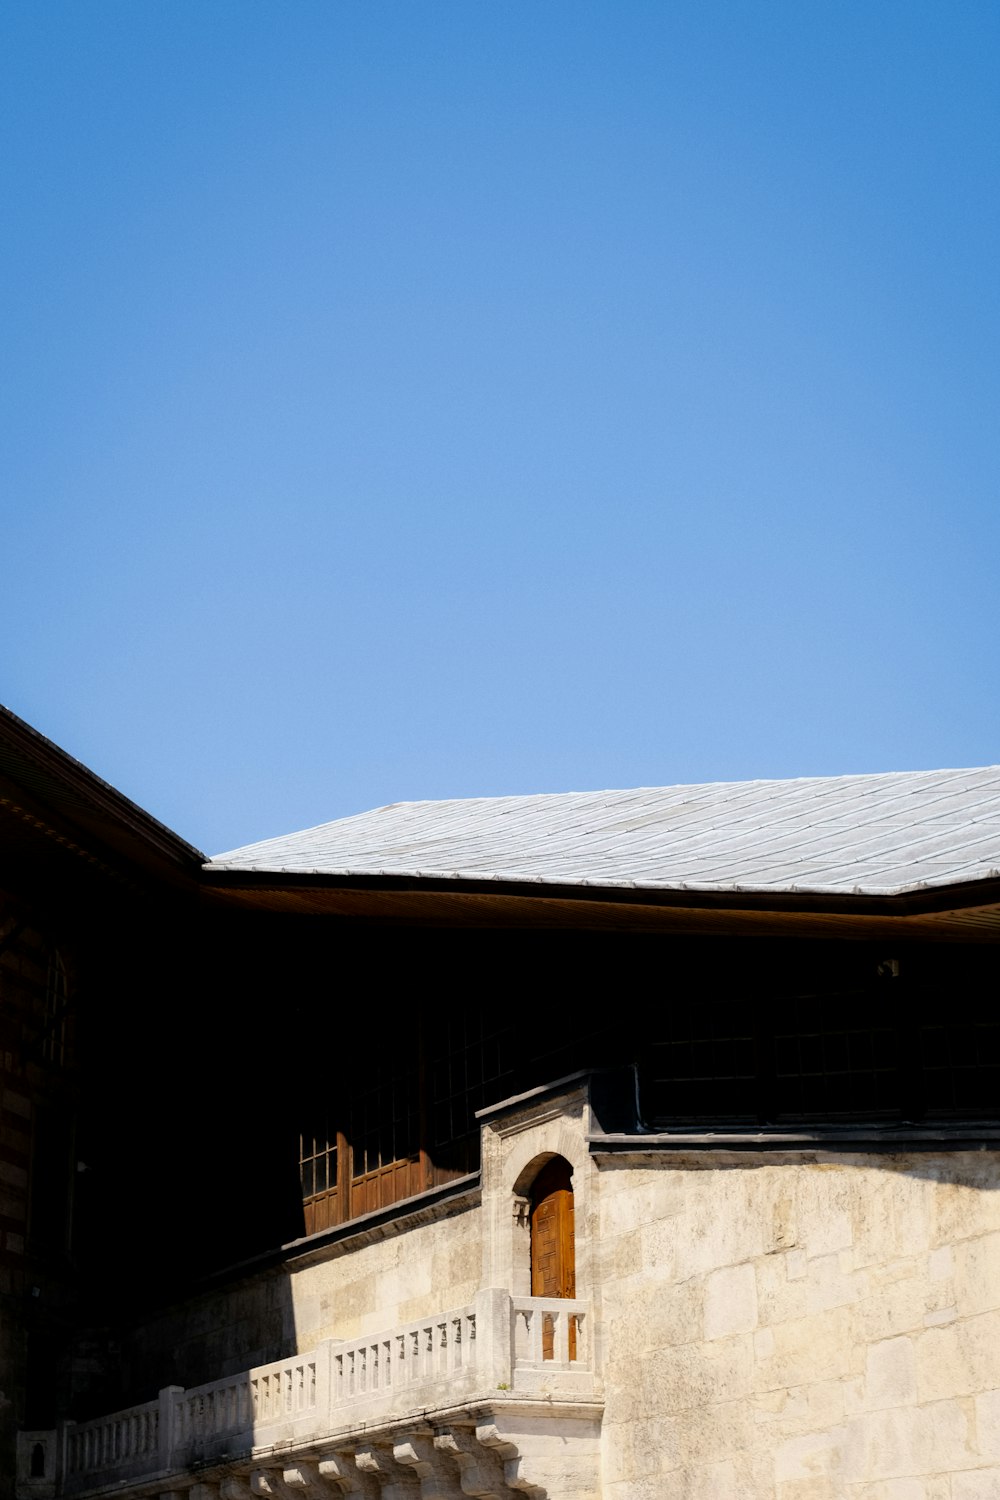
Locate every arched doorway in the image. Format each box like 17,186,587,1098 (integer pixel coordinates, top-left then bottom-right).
529,1156,576,1359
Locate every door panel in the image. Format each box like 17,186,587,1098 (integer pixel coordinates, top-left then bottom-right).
529,1157,576,1359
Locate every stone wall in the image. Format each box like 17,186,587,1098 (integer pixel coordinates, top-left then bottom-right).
69,1091,1000,1500
597,1150,1000,1500
288,1191,482,1347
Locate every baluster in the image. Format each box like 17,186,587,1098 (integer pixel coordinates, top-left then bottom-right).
514,1307,526,1363
556,1306,570,1363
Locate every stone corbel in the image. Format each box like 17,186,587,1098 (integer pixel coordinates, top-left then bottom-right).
316,1452,375,1500
251,1471,294,1500
355,1446,419,1499
475,1424,545,1499
220,1480,255,1500
432,1429,504,1499
282,1464,332,1500
391,1435,451,1499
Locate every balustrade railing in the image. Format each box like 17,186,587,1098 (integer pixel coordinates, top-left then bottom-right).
332,1302,477,1403
512,1295,588,1368
18,1291,594,1497
64,1400,159,1480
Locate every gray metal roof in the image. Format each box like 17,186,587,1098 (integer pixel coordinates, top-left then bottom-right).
205,767,1000,898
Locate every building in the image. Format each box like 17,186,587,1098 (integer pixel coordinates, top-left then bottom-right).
3,702,1000,1500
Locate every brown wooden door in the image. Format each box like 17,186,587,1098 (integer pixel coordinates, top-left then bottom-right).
529,1157,576,1359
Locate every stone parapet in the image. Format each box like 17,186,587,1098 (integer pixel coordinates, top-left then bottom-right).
16,1291,599,1500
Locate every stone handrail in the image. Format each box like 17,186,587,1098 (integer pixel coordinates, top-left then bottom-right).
17,1291,595,1496
332,1301,478,1404
512,1294,588,1368
64,1397,160,1481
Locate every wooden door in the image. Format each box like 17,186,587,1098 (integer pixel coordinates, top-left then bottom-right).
529,1157,576,1360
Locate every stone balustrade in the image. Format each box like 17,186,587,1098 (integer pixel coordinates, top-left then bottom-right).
64,1397,161,1482
16,1291,596,1499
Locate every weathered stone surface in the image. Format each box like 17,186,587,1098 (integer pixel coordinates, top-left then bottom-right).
599,1147,1000,1498
952,1471,1000,1500
704,1263,758,1340
24,1100,1000,1500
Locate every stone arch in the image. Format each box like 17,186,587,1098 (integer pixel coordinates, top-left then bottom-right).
478,1080,592,1297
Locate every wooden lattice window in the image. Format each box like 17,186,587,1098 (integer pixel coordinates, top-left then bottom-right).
298,1012,514,1235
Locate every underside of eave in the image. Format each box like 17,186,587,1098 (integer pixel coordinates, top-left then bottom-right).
0,704,204,876
0,783,202,899
196,878,1000,939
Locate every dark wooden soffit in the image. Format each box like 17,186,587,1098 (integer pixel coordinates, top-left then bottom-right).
0,704,204,891
198,868,1000,939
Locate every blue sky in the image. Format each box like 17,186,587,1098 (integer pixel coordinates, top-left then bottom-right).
2,2,998,854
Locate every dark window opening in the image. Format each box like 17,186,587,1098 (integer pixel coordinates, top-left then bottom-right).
643,1007,1000,1129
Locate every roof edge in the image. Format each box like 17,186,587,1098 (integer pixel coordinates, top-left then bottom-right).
197,863,1000,919
0,704,205,869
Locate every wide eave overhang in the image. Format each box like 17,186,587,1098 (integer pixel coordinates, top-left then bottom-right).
198,864,1000,938
0,704,204,893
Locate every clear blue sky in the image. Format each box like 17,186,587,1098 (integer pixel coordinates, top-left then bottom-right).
2,1,998,855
